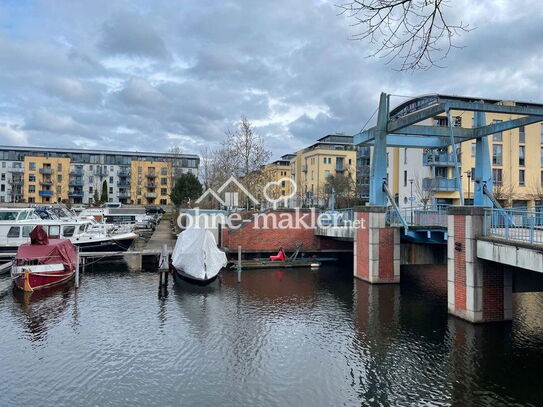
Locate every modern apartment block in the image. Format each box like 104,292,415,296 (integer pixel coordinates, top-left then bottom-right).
288,134,358,203
130,161,172,205
0,146,199,205
262,157,293,200
364,96,543,209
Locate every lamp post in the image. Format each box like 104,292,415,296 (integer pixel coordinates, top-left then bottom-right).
465,170,472,205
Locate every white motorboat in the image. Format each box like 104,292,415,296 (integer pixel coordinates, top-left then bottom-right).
0,207,137,255
171,227,227,284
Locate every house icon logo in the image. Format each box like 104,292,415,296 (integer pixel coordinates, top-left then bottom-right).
196,176,259,207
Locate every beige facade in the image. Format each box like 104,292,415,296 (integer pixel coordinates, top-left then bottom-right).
289,135,357,202
262,159,293,200
130,161,172,205
23,156,70,203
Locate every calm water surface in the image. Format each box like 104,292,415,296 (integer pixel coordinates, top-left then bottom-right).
1,263,543,406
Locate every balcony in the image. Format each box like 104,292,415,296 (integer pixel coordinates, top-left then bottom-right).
8,167,24,173
9,178,23,185
146,183,157,189
39,190,54,197
301,165,307,173
70,168,84,176
146,173,157,179
68,190,84,197
39,180,53,186
39,167,54,175
69,179,84,186
118,192,131,199
118,181,131,187
423,152,461,166
145,192,157,198
335,164,345,172
118,169,130,177
422,177,459,192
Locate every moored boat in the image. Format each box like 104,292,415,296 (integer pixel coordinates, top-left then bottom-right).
171,227,227,284
11,226,78,292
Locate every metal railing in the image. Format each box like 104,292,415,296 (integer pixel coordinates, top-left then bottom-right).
422,177,459,192
423,152,461,166
483,208,543,244
387,205,449,228
318,208,354,226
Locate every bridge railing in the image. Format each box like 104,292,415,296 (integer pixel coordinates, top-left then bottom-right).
483,208,543,244
387,204,449,228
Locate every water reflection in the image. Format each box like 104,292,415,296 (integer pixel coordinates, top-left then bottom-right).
11,282,74,343
1,264,543,406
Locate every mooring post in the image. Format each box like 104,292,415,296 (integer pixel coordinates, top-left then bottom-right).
159,243,169,289
237,245,242,283
75,247,80,289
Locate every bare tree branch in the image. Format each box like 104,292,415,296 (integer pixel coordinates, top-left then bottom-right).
337,0,473,70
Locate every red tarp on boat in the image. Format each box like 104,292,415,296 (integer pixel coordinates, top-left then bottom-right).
16,226,77,272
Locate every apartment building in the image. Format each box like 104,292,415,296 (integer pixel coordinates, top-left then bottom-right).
262,156,293,200
0,146,199,205
23,156,70,203
378,97,543,208
130,161,172,205
288,135,357,203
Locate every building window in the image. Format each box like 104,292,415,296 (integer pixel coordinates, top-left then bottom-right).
471,143,476,157
492,168,502,185
161,188,167,195
519,170,525,186
109,187,113,194
57,163,62,171
29,162,36,171
28,174,35,182
109,177,113,183
161,177,167,185
403,170,407,187
29,185,35,193
89,176,93,183
323,157,327,164
519,126,525,143
161,167,167,176
492,120,503,141
492,144,503,165
519,146,525,167
56,186,62,194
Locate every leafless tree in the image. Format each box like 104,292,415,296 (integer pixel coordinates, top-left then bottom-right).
492,175,515,207
337,0,472,70
413,175,434,209
528,177,543,205
324,166,357,208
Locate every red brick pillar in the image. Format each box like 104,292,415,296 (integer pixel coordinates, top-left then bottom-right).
447,206,512,323
353,206,400,283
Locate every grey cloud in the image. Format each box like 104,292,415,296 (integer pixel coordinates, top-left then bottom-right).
98,13,169,59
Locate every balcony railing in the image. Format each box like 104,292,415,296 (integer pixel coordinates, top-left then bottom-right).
118,192,131,199
39,180,53,186
70,168,84,176
8,167,24,173
423,152,461,166
301,165,307,173
39,168,54,175
422,177,459,192
39,190,54,197
9,178,23,185
145,192,157,198
146,173,157,178
118,169,131,177
69,179,84,186
335,164,345,172
68,190,84,197
146,183,157,189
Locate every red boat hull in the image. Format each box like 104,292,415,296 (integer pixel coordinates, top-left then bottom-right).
14,269,75,291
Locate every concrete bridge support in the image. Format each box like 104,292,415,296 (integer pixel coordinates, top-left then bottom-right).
353,206,400,283
447,206,512,323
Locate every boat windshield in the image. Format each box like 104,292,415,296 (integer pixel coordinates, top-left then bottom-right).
0,211,20,221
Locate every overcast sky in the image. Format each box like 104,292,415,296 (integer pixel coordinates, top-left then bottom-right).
0,0,542,159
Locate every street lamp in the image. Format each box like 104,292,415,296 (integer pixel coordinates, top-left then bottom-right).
465,170,472,205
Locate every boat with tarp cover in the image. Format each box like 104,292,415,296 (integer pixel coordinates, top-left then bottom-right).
11,226,78,292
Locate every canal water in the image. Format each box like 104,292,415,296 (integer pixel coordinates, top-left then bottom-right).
1,264,543,407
